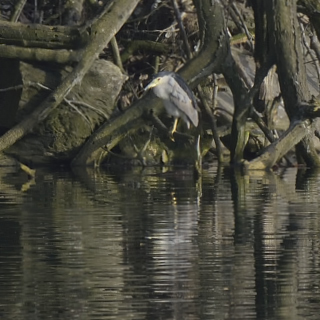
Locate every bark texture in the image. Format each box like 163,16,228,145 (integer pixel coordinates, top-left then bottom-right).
267,0,320,167
72,0,230,166
0,0,140,155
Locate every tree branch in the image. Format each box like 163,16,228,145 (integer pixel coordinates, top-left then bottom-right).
0,0,140,153
72,0,230,166
244,120,312,170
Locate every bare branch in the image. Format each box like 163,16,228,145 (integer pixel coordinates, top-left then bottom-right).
0,0,140,153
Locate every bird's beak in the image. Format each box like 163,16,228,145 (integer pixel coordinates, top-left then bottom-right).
144,80,156,91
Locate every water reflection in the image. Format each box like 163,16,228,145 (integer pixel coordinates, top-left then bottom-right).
0,165,320,319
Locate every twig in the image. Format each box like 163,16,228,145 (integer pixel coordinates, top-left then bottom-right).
310,33,320,62
128,1,167,23
230,2,254,51
171,0,192,59
0,81,110,120
197,83,222,162
155,24,179,42
69,100,109,119
154,55,160,73
0,81,50,93
141,126,153,153
26,81,97,129
64,98,94,130
72,1,230,166
110,36,125,73
0,44,80,64
130,127,154,166
299,22,320,86
211,75,223,160
10,0,26,22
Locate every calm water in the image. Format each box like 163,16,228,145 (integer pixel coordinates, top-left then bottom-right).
0,164,320,320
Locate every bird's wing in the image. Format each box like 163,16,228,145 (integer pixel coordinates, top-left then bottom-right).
169,82,199,127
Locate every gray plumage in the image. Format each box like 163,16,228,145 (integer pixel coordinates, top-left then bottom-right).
144,71,199,129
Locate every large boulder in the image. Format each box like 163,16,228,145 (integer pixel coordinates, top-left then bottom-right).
5,60,127,165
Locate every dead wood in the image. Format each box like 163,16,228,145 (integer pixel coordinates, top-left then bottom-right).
72,0,230,166
267,0,320,167
0,44,80,63
0,0,140,154
3,59,126,165
0,20,87,49
298,0,320,41
62,0,85,25
121,41,170,64
244,120,312,170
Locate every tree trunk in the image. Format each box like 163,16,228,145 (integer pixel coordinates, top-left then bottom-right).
72,0,231,166
266,0,320,167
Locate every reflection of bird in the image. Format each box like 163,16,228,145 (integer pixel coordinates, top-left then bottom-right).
144,71,199,136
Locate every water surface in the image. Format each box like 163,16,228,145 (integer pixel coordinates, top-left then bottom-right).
0,165,320,320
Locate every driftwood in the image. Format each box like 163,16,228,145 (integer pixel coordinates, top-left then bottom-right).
0,0,319,170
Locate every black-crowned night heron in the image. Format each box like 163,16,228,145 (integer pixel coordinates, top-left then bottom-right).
144,71,199,136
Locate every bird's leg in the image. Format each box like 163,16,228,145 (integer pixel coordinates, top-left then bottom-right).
170,118,179,140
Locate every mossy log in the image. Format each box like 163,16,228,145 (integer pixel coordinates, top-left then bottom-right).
0,20,88,49
0,44,80,63
244,120,313,170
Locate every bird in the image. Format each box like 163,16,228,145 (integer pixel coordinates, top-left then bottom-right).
144,71,199,137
